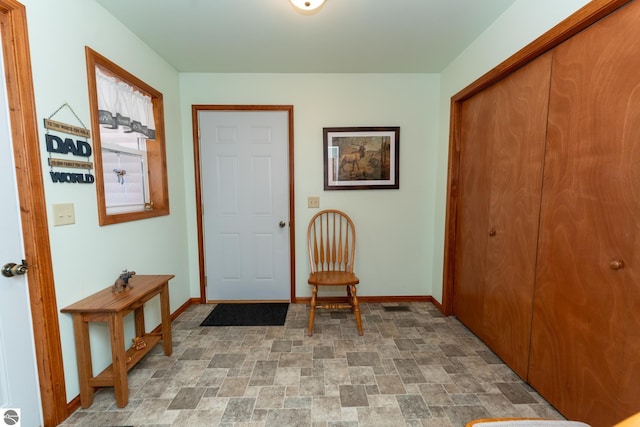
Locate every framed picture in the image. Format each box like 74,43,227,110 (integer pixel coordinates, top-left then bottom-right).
323,126,400,190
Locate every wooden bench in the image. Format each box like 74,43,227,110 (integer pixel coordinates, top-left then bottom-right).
61,274,173,408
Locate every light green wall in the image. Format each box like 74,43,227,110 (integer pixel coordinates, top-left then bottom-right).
431,0,592,302
18,0,593,405
179,73,440,300
22,0,190,401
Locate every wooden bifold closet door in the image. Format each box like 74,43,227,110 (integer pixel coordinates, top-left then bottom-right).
450,1,640,426
453,53,552,379
528,1,640,425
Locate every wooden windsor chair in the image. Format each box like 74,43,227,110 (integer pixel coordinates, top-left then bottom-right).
307,209,363,336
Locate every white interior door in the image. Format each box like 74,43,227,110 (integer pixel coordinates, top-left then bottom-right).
199,110,290,301
0,33,43,427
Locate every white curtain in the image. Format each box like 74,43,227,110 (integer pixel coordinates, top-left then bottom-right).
96,67,156,139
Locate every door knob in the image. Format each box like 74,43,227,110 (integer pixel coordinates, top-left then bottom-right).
279,221,286,228
609,259,624,270
2,261,28,277
488,228,497,237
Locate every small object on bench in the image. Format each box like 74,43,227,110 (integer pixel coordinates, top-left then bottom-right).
112,270,136,293
132,336,146,350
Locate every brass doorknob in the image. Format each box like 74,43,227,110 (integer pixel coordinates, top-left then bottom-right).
609,259,624,270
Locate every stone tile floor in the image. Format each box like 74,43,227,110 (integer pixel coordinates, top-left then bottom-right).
58,302,564,426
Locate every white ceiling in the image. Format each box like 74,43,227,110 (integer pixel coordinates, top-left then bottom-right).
95,0,517,73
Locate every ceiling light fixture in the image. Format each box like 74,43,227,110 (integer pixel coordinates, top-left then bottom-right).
290,0,326,13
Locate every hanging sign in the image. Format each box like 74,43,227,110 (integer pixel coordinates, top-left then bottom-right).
44,103,94,184
48,158,93,169
44,118,91,138
45,134,92,156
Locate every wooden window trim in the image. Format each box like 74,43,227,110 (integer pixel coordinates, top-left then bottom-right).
85,47,169,225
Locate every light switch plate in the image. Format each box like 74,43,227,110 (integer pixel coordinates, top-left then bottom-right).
52,203,75,226
308,196,320,208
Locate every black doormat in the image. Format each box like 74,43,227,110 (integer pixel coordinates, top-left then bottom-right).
200,303,289,326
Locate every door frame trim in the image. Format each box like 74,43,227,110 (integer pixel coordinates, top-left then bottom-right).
442,0,632,315
0,0,67,424
192,105,296,303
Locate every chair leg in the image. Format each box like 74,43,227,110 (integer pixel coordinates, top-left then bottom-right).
350,285,363,336
308,285,318,336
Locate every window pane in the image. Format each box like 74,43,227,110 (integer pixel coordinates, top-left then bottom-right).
103,149,147,214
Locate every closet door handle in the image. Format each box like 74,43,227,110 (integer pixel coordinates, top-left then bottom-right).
609,259,624,270
488,228,497,237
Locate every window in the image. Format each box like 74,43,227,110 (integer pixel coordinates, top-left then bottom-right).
85,47,169,225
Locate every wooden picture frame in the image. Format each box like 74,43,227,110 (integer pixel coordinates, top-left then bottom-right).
323,126,399,190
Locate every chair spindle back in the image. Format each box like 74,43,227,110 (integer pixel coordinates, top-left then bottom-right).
307,209,357,274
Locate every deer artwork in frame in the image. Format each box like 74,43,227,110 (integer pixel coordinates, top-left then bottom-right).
339,141,368,174
323,127,400,190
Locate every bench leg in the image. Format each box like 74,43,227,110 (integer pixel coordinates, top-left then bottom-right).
110,313,128,408
73,315,95,408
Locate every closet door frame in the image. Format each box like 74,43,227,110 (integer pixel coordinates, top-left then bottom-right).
441,0,632,316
